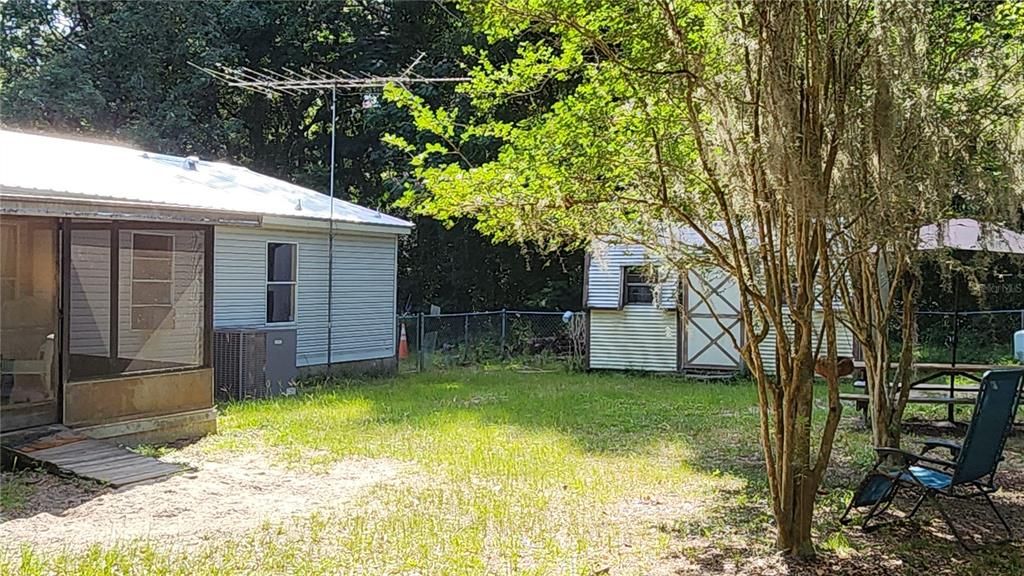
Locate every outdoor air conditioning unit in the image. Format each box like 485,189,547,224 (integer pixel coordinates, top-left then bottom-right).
214,328,298,401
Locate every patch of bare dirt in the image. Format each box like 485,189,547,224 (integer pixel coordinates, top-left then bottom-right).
609,449,1024,575
0,451,413,551
1,470,104,522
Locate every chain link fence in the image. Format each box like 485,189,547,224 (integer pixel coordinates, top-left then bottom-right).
394,307,1021,373
909,309,1024,365
396,310,587,372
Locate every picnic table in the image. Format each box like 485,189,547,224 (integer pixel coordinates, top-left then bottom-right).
840,361,1003,423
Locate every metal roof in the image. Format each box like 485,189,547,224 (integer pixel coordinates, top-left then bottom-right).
0,130,413,231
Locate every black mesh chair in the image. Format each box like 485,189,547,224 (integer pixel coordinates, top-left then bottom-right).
841,369,1024,550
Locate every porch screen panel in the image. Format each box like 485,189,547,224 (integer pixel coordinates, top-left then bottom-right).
69,229,112,379
69,224,206,381
1,217,59,417
117,229,204,373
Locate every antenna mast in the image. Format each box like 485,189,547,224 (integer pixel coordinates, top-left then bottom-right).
194,54,468,372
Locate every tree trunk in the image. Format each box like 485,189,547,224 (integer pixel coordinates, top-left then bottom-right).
855,261,919,455
772,425,818,556
747,306,824,558
775,478,818,556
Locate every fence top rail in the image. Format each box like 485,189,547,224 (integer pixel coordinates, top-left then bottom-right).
398,309,1018,320
398,310,583,319
506,310,581,316
423,311,501,318
915,309,1024,316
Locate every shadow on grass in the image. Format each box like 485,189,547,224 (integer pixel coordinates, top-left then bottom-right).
653,474,1024,575
657,430,1024,575
221,369,1024,573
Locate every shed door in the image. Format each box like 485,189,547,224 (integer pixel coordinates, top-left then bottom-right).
681,269,742,370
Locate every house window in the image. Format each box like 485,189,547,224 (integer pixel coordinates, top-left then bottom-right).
130,233,174,330
267,242,296,324
624,267,655,304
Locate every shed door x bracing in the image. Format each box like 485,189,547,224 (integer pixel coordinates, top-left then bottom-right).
682,270,743,370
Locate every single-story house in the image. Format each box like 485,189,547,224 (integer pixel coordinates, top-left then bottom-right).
585,240,854,374
0,130,411,444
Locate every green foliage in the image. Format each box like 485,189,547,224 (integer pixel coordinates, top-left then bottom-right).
388,1,1024,254
0,0,582,312
0,471,33,514
384,1,725,252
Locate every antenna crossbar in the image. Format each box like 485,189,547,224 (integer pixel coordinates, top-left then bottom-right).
190,54,469,96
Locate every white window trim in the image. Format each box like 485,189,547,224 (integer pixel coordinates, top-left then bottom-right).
266,240,298,325
128,231,175,331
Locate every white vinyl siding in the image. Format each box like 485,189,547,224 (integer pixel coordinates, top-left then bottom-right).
589,307,677,371
757,310,856,375
330,234,398,363
69,230,111,356
214,226,397,367
586,242,677,309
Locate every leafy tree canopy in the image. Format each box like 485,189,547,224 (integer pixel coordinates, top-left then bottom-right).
0,0,582,312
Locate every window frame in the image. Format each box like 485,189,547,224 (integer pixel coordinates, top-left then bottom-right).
265,241,298,325
128,231,175,331
622,266,656,306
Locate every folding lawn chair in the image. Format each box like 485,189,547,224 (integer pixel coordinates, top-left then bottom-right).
840,369,1024,550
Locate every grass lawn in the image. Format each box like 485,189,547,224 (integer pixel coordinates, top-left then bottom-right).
2,368,1022,575
0,473,33,513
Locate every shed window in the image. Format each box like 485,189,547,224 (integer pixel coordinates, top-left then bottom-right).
624,267,655,304
130,233,174,330
266,242,296,324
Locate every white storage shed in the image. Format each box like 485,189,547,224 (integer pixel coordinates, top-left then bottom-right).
585,240,854,375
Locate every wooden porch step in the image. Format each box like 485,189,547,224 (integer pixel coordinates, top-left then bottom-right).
1,426,188,487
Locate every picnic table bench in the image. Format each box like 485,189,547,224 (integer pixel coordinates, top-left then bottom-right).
845,361,1003,423
839,389,977,419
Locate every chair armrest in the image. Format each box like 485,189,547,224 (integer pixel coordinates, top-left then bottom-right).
874,447,955,470
920,439,961,459
874,447,918,466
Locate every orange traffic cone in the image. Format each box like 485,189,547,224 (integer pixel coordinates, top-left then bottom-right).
398,322,410,359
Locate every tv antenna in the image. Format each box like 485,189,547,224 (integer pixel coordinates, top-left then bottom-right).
193,53,468,368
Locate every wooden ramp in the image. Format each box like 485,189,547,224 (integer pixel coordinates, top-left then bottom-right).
2,427,187,488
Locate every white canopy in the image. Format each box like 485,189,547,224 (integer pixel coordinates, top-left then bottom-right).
918,218,1024,254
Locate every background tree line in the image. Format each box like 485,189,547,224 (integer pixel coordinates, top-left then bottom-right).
0,0,582,313
1,0,1020,315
